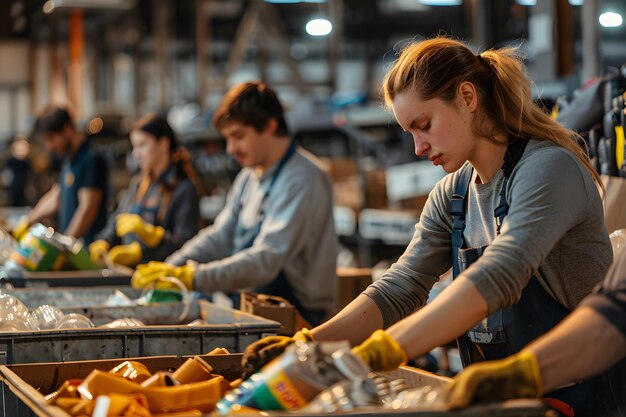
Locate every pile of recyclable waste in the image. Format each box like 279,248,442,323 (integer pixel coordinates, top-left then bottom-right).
0,223,100,275
217,341,446,414
45,350,234,416
0,293,148,331
43,342,447,416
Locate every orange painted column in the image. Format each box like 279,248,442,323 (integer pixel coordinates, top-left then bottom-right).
69,9,84,118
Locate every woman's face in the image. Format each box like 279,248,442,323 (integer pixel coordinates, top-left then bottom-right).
130,130,169,174
392,86,477,173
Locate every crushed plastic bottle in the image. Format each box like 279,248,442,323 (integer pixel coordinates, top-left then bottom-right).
304,372,410,413
216,341,370,413
385,384,446,410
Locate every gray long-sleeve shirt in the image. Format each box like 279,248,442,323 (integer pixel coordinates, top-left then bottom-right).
581,242,626,337
167,147,339,314
365,140,613,328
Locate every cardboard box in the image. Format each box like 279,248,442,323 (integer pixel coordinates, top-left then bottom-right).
363,168,388,209
337,267,373,309
319,157,358,182
332,176,364,212
0,354,243,417
240,292,299,336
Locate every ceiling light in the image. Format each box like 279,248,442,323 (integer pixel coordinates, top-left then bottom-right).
264,0,301,3
416,0,463,6
515,0,537,6
599,11,623,28
568,0,583,5
306,18,332,36
42,0,55,13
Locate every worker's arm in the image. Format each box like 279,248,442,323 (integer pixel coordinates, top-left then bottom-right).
528,306,626,393
27,184,61,224
387,275,488,359
314,274,487,357
64,187,103,238
312,294,384,345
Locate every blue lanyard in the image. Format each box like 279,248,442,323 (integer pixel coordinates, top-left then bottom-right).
257,140,297,223
239,140,297,224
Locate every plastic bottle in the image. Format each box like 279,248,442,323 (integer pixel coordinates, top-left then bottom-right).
216,341,370,413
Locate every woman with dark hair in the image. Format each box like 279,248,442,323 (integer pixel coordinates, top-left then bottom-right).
89,113,201,267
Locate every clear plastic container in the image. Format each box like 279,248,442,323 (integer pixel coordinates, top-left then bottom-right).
55,313,94,329
30,305,64,330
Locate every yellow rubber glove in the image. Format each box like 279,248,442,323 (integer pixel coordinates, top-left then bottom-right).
11,217,30,242
88,239,110,264
115,214,165,248
131,261,195,290
446,350,543,409
109,242,143,267
241,329,314,379
351,329,407,372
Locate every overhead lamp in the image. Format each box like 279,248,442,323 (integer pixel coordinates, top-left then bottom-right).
515,0,537,6
416,0,463,6
568,0,583,5
43,0,135,13
306,18,332,36
599,11,623,27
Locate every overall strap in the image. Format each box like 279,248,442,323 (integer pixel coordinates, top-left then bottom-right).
450,164,474,278
494,138,529,234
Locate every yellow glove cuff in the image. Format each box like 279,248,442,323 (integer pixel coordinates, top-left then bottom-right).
352,329,407,372
88,240,111,264
293,328,315,342
12,218,30,242
143,225,165,248
109,242,143,267
175,263,196,290
518,350,543,396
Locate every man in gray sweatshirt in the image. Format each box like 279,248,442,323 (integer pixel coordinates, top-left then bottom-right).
131,82,338,325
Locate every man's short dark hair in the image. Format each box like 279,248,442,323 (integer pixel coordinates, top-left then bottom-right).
33,106,74,136
212,82,289,136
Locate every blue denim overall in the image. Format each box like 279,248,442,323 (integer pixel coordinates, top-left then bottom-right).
450,138,614,416
232,142,325,326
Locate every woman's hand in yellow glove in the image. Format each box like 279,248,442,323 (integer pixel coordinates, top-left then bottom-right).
88,240,110,264
351,329,408,372
115,214,164,248
131,261,195,290
446,350,543,409
109,242,143,267
241,329,314,379
11,217,30,242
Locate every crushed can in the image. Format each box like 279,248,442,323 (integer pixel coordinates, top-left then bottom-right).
216,341,370,413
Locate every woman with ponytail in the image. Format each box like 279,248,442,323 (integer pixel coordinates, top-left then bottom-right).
242,37,615,415
89,113,200,267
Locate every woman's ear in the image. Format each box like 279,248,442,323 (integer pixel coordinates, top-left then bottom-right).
458,81,478,113
158,136,171,152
